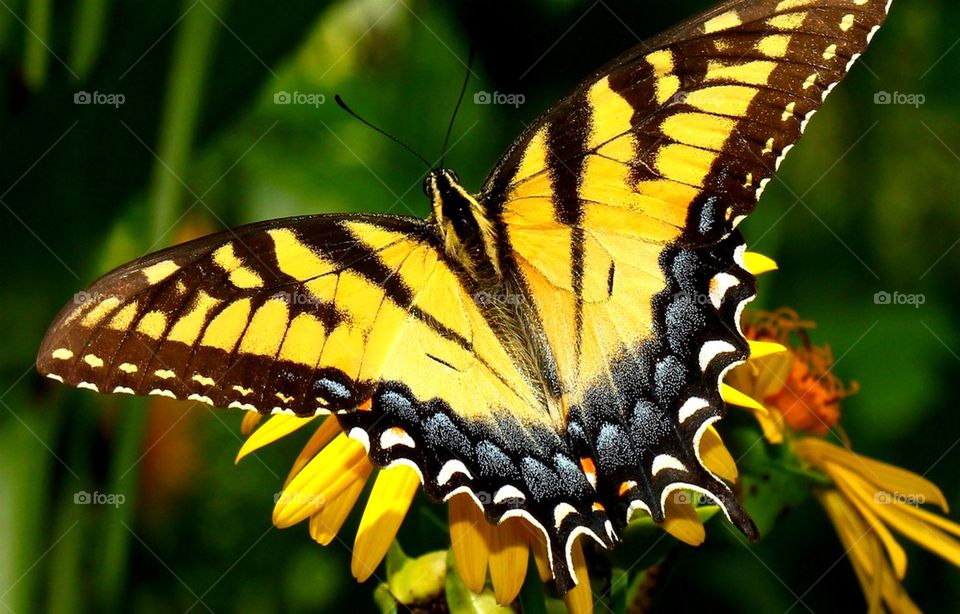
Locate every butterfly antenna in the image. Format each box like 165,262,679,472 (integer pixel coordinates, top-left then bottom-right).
334,95,432,169
440,46,477,168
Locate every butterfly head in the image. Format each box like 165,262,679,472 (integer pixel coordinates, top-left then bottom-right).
425,169,499,277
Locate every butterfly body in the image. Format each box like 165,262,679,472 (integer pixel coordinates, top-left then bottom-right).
37,0,891,596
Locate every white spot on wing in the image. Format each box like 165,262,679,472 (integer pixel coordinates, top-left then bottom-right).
845,52,862,73
437,459,472,485
699,340,737,372
652,454,687,476
775,143,795,170
385,458,424,484
379,427,416,449
626,499,651,524
493,485,526,504
553,502,578,529
709,273,740,309
678,397,711,424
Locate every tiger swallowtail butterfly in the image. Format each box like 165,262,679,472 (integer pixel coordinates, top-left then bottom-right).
38,0,891,594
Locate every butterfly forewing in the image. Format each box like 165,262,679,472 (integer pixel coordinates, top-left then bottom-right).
479,0,891,569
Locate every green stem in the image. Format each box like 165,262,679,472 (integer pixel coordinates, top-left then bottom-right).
23,0,51,88
778,462,834,488
69,0,110,80
148,0,227,241
97,0,228,608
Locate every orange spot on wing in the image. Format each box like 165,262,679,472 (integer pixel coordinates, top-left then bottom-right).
358,398,373,412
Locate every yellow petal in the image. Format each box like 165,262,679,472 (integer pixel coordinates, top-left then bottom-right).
795,438,949,512
894,499,960,540
273,433,370,528
662,491,705,546
835,464,960,569
823,463,908,579
240,411,263,437
308,466,370,546
563,536,593,614
817,489,881,578
489,517,529,605
698,425,738,482
720,383,769,414
524,522,553,582
235,414,314,463
748,340,788,360
449,493,491,593
284,417,341,487
877,554,922,614
754,410,785,444
352,465,421,582
742,251,778,275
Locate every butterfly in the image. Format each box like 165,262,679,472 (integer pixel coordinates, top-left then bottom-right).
37,0,890,595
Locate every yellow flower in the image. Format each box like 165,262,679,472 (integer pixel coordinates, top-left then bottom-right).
795,437,960,613
725,308,860,443
237,413,568,608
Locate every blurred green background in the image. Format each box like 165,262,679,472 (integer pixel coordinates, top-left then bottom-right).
1,0,958,611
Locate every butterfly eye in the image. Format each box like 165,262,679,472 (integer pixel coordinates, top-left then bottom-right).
422,176,433,197
446,170,460,184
